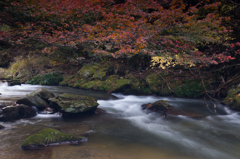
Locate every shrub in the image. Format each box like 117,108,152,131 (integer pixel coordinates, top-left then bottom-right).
27,72,63,85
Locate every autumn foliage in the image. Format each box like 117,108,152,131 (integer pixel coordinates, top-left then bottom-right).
0,0,239,68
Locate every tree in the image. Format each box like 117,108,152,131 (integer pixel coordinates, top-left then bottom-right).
0,0,239,68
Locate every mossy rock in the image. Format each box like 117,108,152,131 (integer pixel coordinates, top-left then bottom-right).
21,128,87,149
78,64,99,78
125,75,152,94
7,79,21,86
78,63,110,80
72,75,130,92
60,74,81,87
93,67,109,80
223,84,240,110
0,105,37,121
82,75,130,92
29,88,55,102
49,93,99,113
16,95,48,110
144,100,169,112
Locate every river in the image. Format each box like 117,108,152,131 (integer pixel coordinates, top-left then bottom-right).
0,81,240,159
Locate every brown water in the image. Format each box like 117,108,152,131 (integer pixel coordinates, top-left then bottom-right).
1,81,240,159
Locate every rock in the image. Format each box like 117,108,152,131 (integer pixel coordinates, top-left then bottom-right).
21,128,87,150
8,79,21,86
0,106,20,121
0,105,37,121
16,88,54,110
141,103,152,110
0,124,4,129
141,100,206,118
147,100,169,112
18,105,37,118
0,102,15,108
28,88,55,102
95,108,107,115
141,100,170,117
16,95,48,110
223,84,240,110
49,93,99,114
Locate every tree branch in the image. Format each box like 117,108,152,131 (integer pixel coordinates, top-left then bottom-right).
228,0,240,6
156,70,180,97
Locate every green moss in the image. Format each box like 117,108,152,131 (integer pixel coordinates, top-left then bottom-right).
174,80,205,98
72,75,130,92
124,75,152,94
78,64,100,79
223,84,240,110
22,128,85,147
104,75,130,92
78,63,109,81
146,74,164,94
146,72,206,97
92,67,108,80
49,93,99,113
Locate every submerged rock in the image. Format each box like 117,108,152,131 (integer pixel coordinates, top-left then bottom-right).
21,128,87,150
223,84,240,111
0,124,4,129
0,104,37,121
49,93,99,115
94,108,107,115
142,100,206,118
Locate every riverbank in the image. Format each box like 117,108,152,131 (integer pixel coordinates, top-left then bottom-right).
1,56,240,111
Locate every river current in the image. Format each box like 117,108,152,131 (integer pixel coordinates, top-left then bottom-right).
0,81,240,159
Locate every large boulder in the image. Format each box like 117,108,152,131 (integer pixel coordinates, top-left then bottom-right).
28,88,55,102
49,93,99,114
16,96,48,110
223,84,240,110
0,105,36,121
16,88,55,110
21,128,87,150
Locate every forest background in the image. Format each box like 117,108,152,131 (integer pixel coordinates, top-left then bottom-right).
1,0,240,110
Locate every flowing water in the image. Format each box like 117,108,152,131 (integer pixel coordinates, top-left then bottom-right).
1,81,240,159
